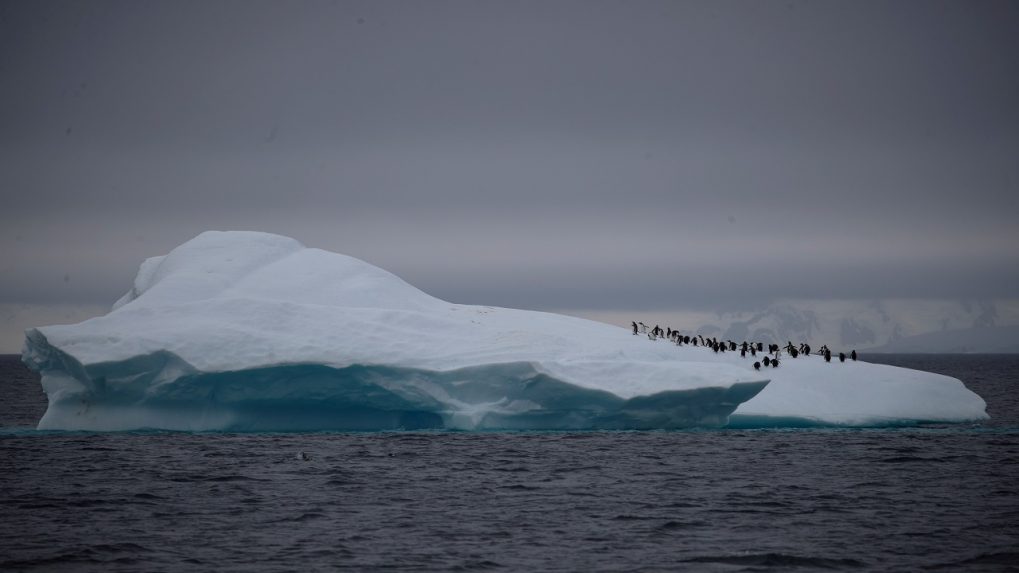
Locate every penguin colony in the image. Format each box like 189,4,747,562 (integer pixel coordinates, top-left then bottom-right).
631,322,857,370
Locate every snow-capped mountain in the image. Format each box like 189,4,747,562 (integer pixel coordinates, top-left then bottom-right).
686,299,1019,352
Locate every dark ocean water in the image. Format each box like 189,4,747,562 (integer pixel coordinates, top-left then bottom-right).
1,354,1017,572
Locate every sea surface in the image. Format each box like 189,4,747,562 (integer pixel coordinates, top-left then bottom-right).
1,354,1017,572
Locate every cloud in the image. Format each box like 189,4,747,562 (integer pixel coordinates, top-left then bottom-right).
1,0,1017,347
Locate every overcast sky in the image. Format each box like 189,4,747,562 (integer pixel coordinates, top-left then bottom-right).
1,0,1018,350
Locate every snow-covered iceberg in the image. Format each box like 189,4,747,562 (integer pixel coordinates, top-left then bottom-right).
22,231,769,431
21,231,987,431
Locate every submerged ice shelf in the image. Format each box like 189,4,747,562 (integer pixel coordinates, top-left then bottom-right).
22,231,987,431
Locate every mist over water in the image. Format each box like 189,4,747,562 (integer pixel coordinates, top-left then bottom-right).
2,354,1018,571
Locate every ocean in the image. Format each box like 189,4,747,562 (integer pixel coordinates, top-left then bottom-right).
1,354,1017,571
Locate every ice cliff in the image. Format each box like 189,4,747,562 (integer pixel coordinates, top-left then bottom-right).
22,231,987,431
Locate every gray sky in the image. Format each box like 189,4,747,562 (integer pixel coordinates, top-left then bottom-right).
1,0,1018,350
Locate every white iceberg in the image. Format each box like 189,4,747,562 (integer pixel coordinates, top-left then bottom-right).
21,231,987,431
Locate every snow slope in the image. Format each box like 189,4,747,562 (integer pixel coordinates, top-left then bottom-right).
21,231,987,431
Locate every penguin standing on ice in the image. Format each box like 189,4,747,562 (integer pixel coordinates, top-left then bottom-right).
851,350,857,361
771,358,779,368
824,349,832,363
763,356,771,367
754,361,761,371
740,349,746,358
632,321,638,335
839,352,846,363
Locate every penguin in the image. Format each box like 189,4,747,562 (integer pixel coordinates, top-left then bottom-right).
729,341,737,351
753,361,761,371
790,348,798,358
771,358,779,368
763,356,771,367
851,350,857,361
839,352,846,363
751,347,757,357
757,342,764,351
740,349,746,358
824,350,832,363
632,321,638,335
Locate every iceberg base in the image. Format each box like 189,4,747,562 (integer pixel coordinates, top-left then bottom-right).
34,358,769,432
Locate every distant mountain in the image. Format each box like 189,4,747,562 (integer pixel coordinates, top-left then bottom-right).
866,325,1019,354
685,299,1019,353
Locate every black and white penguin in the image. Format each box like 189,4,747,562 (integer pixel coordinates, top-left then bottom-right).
763,356,771,367
851,350,857,361
753,361,761,371
839,352,846,363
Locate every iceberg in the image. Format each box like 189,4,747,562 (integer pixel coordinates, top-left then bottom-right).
21,231,987,431
22,231,769,431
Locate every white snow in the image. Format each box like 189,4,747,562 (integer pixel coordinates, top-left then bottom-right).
22,231,988,431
